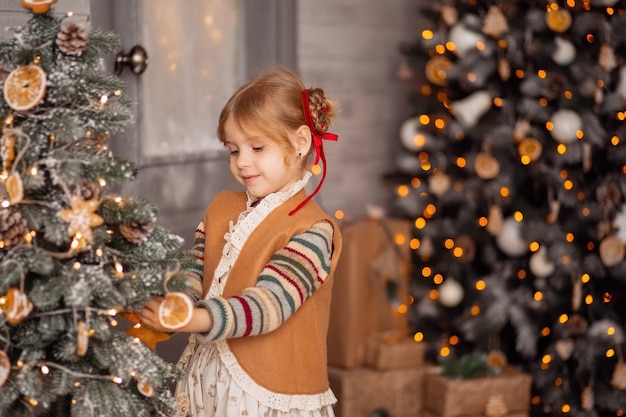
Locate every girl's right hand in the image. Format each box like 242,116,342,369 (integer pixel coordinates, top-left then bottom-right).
136,296,213,334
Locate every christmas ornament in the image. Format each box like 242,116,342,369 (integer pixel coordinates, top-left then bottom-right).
418,235,435,258
449,23,487,58
580,386,594,412
571,277,582,311
438,278,464,307
513,119,532,142
400,116,431,151
529,247,555,278
485,350,508,370
58,196,104,243
428,171,451,196
451,90,493,128
76,320,89,356
440,5,458,26
548,109,582,144
485,393,508,417
21,0,57,14
56,20,89,56
474,153,500,180
425,55,452,87
518,138,542,162
482,6,509,38
137,380,156,398
598,44,617,73
598,235,625,267
611,361,626,390
158,292,194,330
496,217,528,257
6,172,24,204
486,205,503,236
0,350,9,388
555,338,574,361
0,209,29,249
3,64,47,111
552,37,576,66
3,287,33,324
497,58,511,81
545,9,572,33
120,221,155,244
1,130,15,169
596,183,621,212
121,312,171,350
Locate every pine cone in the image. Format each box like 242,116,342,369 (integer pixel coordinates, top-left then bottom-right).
0,210,29,249
120,222,154,244
70,180,101,201
56,20,89,56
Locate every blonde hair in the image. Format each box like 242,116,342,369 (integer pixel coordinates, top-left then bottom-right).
217,67,335,164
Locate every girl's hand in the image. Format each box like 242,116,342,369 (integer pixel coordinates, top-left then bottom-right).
136,296,213,334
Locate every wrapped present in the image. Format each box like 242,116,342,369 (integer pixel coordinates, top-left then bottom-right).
329,365,424,417
364,334,425,370
423,367,532,417
328,218,412,368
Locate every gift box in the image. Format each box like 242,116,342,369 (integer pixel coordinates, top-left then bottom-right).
423,367,532,417
328,218,412,368
329,365,424,417
364,335,425,370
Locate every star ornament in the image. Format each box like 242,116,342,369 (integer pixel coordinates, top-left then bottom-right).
22,0,58,14
58,196,104,243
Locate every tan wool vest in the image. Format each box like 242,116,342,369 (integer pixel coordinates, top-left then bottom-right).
202,190,343,395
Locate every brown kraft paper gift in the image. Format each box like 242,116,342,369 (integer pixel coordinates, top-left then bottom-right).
423,368,533,417
327,218,412,368
329,365,424,417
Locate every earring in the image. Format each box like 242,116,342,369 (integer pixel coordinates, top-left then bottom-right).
297,153,303,159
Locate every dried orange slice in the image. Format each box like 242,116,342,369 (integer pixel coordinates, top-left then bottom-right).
22,0,58,14
4,287,33,324
486,350,508,368
3,65,46,111
137,380,156,398
0,350,9,388
158,292,194,330
6,172,24,204
76,321,89,356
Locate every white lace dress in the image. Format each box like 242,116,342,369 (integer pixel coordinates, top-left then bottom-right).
173,174,337,417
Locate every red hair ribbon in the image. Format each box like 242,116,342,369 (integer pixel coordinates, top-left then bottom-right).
289,88,339,215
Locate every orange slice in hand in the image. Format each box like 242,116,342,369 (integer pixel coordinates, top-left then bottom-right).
158,292,194,330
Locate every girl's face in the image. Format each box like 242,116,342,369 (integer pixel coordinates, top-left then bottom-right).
223,117,302,199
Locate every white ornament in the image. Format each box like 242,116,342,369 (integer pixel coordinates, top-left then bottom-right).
400,116,431,151
451,90,493,128
552,37,576,66
549,109,582,144
529,247,555,278
496,217,528,257
449,23,487,58
439,278,464,307
555,338,575,361
428,172,452,196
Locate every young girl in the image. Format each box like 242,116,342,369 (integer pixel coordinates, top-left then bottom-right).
137,67,343,417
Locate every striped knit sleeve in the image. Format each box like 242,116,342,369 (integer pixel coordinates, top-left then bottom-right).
177,221,205,303
196,220,334,341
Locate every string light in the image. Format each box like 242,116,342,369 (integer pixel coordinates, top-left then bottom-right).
413,332,424,342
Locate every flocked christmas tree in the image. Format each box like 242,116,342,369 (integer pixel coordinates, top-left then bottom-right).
393,0,626,415
0,2,189,416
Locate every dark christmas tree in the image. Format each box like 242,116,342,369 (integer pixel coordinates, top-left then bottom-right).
0,3,188,416
394,0,626,415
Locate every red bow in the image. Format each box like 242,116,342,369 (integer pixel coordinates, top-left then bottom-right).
289,89,338,215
